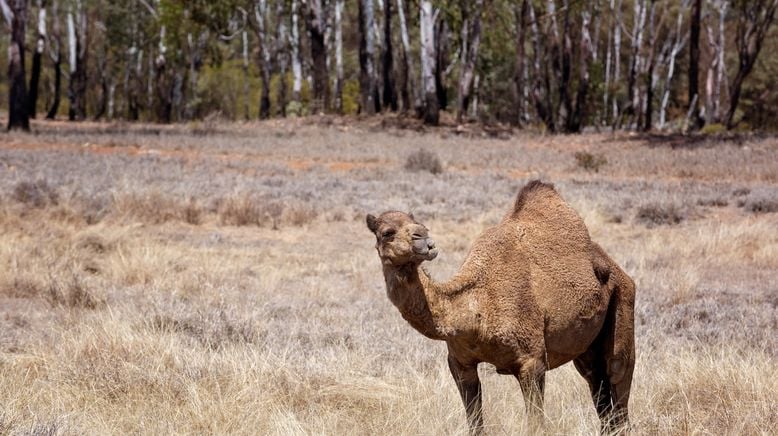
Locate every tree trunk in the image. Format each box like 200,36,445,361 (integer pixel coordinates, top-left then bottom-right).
334,0,344,113
304,0,330,114
382,0,397,111
396,0,419,114
688,0,702,129
612,0,622,122
28,0,46,120
67,1,87,122
358,0,378,114
419,0,438,125
512,0,528,126
624,0,647,129
456,0,485,123
704,0,728,124
6,0,29,130
569,8,593,132
725,0,777,129
45,0,61,119
276,0,289,117
255,0,273,119
434,17,449,111
242,30,251,120
659,0,689,129
291,0,303,104
528,0,554,131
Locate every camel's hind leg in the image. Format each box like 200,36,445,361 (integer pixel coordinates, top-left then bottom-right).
514,356,546,432
576,255,636,434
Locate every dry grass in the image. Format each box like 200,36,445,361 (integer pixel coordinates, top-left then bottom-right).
0,120,776,435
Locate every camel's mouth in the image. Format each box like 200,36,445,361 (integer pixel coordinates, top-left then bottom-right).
412,238,438,261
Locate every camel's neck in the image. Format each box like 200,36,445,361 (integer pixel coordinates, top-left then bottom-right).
382,263,470,340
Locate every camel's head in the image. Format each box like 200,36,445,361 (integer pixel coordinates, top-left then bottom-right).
366,211,438,266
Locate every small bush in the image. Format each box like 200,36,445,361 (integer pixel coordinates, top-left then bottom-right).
636,203,685,227
47,274,103,310
697,197,728,207
574,151,608,173
219,195,263,226
12,180,59,208
284,204,318,227
405,149,443,175
700,123,726,135
743,198,778,214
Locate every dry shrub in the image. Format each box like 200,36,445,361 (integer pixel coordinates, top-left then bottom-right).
47,274,104,309
219,195,265,226
405,149,443,174
743,197,778,214
574,151,608,173
283,204,318,227
636,203,685,227
12,180,59,208
150,308,259,350
112,192,203,225
697,197,728,207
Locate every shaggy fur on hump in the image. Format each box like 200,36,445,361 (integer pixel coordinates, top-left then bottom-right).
513,180,556,215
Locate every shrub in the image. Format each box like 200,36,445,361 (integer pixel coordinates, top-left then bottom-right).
700,123,726,135
743,198,778,214
219,195,263,226
636,203,685,227
574,151,608,173
405,149,443,175
12,180,59,208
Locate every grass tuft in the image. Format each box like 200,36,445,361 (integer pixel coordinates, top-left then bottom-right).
405,149,443,174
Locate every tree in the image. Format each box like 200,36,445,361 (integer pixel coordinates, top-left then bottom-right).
303,0,330,114
2,0,30,130
358,0,378,114
382,0,397,111
45,0,62,119
67,0,87,121
28,0,46,119
456,0,485,123
419,0,438,125
688,0,703,129
725,0,777,129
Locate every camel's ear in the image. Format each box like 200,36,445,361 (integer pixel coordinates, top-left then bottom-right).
366,214,379,233
408,212,415,221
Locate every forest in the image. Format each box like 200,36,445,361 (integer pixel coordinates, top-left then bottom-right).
0,0,776,132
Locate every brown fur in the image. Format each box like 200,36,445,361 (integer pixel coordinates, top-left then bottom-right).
366,181,636,434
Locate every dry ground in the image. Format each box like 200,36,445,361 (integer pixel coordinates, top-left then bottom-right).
0,118,776,435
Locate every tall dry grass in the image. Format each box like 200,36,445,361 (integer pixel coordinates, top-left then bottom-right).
0,123,776,435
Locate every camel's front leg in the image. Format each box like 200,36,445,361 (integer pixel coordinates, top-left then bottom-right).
447,354,483,434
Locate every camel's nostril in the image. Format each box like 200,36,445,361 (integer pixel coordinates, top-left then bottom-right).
428,239,436,249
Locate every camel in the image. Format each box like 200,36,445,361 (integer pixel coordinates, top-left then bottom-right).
366,180,635,434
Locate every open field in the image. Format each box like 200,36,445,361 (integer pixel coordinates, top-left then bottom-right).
0,118,776,435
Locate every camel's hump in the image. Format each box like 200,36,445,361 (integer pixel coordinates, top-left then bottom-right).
512,180,557,215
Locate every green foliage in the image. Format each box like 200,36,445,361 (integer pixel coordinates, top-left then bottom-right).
342,80,360,115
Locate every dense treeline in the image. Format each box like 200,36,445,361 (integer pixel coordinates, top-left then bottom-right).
1,0,776,132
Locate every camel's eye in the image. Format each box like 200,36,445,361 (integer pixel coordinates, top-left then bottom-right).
382,230,396,239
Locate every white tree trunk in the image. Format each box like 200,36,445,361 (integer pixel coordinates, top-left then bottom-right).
291,0,303,102
612,0,622,121
659,0,690,129
419,0,438,124
67,9,76,74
